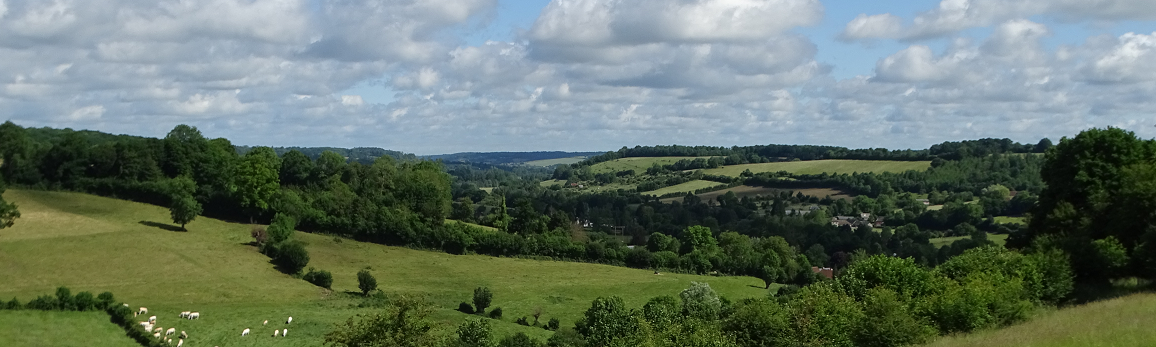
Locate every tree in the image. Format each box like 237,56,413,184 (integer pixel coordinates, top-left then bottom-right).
162,124,208,178
473,287,493,314
273,241,310,274
0,183,19,230
488,196,512,232
723,298,791,347
168,176,201,230
456,318,494,347
680,282,721,321
266,213,297,245
680,225,718,254
235,146,281,221
358,269,378,296
324,297,444,347
853,288,936,347
575,296,642,347
280,150,315,186
452,197,476,223
498,333,545,347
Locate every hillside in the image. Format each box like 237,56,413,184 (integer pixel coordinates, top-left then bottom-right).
588,156,711,174
0,190,767,346
427,151,602,166
925,292,1156,347
0,310,138,347
640,180,725,197
703,159,931,177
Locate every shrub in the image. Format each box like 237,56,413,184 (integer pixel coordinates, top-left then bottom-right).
25,295,57,310
852,288,936,347
680,282,721,321
547,318,560,331
4,297,20,310
642,295,681,327
473,287,493,314
458,302,475,314
95,292,115,310
273,240,310,274
73,291,95,311
358,269,378,296
787,283,865,347
456,318,494,347
303,268,334,289
498,332,546,347
516,316,530,326
267,213,297,244
488,307,503,319
837,254,942,300
723,298,791,347
546,327,585,347
55,286,73,310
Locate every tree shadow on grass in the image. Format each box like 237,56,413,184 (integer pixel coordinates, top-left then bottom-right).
139,220,184,232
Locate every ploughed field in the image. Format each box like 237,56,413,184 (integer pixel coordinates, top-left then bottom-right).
0,189,767,346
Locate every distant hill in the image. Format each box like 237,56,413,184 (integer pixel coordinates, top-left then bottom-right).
236,146,419,164
425,151,603,166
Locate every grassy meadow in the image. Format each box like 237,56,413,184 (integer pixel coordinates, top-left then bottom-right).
640,180,725,197
0,189,769,346
925,293,1156,347
929,233,1010,248
588,157,710,174
702,159,931,177
661,186,854,203
523,156,587,167
0,310,139,347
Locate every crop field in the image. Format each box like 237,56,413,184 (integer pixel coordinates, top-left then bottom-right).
925,292,1156,347
929,233,1009,248
702,159,931,177
588,157,711,174
641,180,725,197
0,310,138,347
0,190,768,346
524,156,587,167
661,186,854,203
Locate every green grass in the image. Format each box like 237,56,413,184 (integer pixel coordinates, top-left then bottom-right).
993,216,1026,225
641,180,725,197
925,292,1156,347
929,233,1009,248
524,157,587,167
701,159,931,177
0,189,769,346
0,310,139,347
588,157,710,174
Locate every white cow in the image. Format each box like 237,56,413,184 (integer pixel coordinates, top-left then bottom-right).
166,328,176,336
177,339,184,347
180,331,187,339
138,307,149,316
286,316,292,324
241,328,250,336
283,328,287,337
273,330,279,337
179,311,190,318
188,312,200,320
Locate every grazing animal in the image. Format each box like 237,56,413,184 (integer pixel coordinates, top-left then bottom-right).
177,339,184,347
148,315,157,323
283,328,287,337
138,307,149,316
153,332,161,340
154,327,163,333
188,312,200,320
273,330,279,337
241,328,250,336
179,311,190,318
180,331,187,339
263,319,268,325
166,328,176,336
123,303,130,307
139,322,149,328
286,316,292,324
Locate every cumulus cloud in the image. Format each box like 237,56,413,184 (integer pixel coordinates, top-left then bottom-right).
839,13,903,41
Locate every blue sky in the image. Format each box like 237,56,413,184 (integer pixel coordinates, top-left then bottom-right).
1,0,1155,154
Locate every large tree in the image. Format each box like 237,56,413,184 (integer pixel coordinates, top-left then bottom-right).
234,146,281,221
169,176,202,231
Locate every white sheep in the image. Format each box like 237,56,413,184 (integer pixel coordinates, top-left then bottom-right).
188,312,200,320
123,303,130,308
148,315,157,323
138,307,149,316
273,330,279,337
177,339,184,347
180,331,187,339
241,328,250,336
283,328,287,337
154,327,163,333
286,316,292,324
139,322,150,329
153,332,161,340
179,311,190,318
263,319,268,326
166,327,176,336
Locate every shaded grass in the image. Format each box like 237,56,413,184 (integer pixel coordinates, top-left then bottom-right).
925,292,1156,347
0,310,139,347
641,180,725,197
702,159,931,177
929,233,1009,248
0,189,769,346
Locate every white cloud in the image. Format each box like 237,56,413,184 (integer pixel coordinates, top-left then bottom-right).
1081,32,1156,83
839,13,903,41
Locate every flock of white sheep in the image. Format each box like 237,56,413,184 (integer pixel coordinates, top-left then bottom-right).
131,305,295,345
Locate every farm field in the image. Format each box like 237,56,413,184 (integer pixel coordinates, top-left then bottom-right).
661,185,854,203
702,159,931,177
588,156,711,174
925,292,1156,347
524,156,587,167
0,189,768,346
994,216,1026,225
0,310,138,347
641,180,725,197
929,233,1009,248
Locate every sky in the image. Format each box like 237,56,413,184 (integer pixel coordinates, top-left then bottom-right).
1,0,1155,155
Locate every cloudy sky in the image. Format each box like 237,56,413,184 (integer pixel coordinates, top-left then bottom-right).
1,0,1155,154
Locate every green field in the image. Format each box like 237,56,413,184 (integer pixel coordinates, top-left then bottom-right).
641,180,725,197
994,216,1026,225
588,157,710,174
702,159,931,177
0,189,768,346
0,310,138,347
524,157,587,167
929,233,1009,248
925,293,1156,347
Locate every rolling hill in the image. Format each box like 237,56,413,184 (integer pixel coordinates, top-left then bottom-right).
0,189,768,346
703,159,931,176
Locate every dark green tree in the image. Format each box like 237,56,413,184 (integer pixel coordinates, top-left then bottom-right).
358,269,378,296
323,297,443,347
235,146,281,221
473,287,493,314
456,318,494,347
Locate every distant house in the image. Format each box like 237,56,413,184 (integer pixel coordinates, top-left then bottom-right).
873,217,886,228
860,212,871,220
916,199,930,205
808,205,821,210
831,219,853,227
812,266,834,279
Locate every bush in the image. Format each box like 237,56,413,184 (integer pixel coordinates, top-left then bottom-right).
458,302,475,314
303,268,334,289
358,269,378,296
488,307,503,319
499,332,546,347
273,240,310,274
55,286,73,310
680,282,721,321
474,287,493,314
546,327,585,347
25,295,57,310
723,298,791,347
4,297,20,310
267,213,297,244
456,318,493,347
73,291,95,311
95,292,115,310
852,288,936,347
516,316,530,326
547,318,560,331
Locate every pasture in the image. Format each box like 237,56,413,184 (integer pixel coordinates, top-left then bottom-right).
929,233,1010,248
925,292,1156,347
0,310,138,347
524,156,587,167
702,159,931,177
641,180,725,197
661,186,854,203
588,157,711,174
0,189,768,346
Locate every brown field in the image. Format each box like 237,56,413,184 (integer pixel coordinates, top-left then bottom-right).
660,185,855,203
